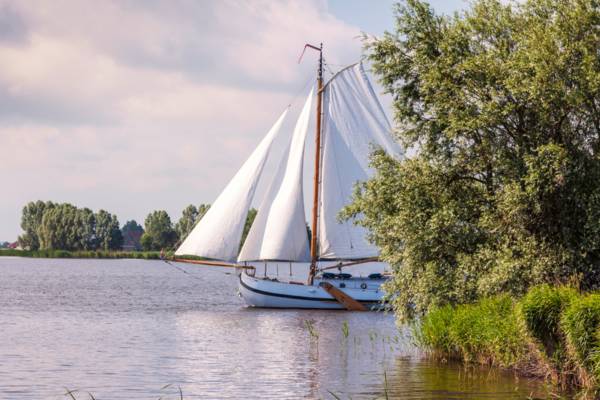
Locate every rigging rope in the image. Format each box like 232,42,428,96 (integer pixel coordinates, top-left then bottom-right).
161,259,233,280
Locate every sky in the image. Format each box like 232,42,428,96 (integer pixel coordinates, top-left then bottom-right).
0,0,467,241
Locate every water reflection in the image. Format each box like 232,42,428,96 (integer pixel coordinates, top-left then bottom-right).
0,258,560,399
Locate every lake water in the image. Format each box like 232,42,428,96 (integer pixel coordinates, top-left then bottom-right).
0,257,557,399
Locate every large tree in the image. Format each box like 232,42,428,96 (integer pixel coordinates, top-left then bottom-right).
175,204,198,242
122,220,144,250
175,203,210,245
38,203,93,250
140,210,178,251
343,0,600,319
18,200,55,250
95,210,123,250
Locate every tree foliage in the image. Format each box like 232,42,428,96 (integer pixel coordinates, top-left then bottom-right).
95,210,124,250
344,0,600,320
174,203,210,244
38,204,98,250
18,201,122,251
140,210,178,251
240,208,257,251
122,220,144,251
18,200,55,250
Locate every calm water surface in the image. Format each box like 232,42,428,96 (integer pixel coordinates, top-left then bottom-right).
0,257,557,399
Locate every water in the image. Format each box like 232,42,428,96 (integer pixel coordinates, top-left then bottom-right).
0,257,556,399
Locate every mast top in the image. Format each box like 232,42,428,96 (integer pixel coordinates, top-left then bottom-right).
298,42,323,81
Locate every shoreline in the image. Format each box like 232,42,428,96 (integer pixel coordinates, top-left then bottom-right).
415,285,600,398
0,248,167,260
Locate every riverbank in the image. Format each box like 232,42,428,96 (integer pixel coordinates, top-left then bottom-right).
415,284,600,398
0,248,165,259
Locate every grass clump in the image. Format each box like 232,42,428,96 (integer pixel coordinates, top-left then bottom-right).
561,293,600,385
449,295,526,368
417,296,528,368
520,285,578,365
416,304,454,358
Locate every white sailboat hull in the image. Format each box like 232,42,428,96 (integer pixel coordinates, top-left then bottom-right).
238,271,388,310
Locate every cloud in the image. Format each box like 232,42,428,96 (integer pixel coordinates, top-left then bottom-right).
0,3,28,45
0,0,367,240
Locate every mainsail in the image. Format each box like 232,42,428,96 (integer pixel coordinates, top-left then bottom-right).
175,109,288,261
238,89,314,262
317,63,401,260
177,62,399,265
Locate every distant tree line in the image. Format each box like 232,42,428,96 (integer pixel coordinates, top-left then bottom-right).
19,201,123,251
17,201,257,253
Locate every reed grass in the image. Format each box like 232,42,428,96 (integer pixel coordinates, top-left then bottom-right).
63,384,183,399
342,321,349,338
561,293,600,387
304,319,319,340
415,285,600,396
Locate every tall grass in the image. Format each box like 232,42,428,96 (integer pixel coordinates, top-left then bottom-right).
561,293,600,386
520,284,577,358
415,285,600,395
417,296,528,368
415,304,454,358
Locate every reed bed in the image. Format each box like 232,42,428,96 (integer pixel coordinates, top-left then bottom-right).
415,284,600,397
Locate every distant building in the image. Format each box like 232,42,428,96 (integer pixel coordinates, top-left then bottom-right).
8,241,21,250
122,230,143,251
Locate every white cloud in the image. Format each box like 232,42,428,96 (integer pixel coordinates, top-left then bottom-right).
0,0,366,240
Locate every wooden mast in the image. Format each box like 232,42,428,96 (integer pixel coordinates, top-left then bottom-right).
308,43,323,285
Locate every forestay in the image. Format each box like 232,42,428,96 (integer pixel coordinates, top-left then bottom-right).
175,109,288,261
238,89,313,262
318,63,401,260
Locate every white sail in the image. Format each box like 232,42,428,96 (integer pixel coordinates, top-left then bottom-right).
318,63,402,259
175,109,289,261
238,89,314,262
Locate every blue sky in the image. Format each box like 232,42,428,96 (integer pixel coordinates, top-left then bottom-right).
0,0,467,241
329,0,466,34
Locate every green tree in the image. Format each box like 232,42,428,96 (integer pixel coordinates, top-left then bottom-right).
344,0,600,320
39,203,80,250
95,210,123,250
239,208,257,251
122,220,144,251
175,203,211,245
75,207,96,250
176,205,198,242
140,210,177,251
18,200,55,250
196,203,210,221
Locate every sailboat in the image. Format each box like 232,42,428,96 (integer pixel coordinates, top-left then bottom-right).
173,44,401,310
